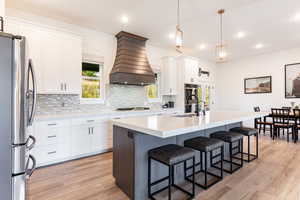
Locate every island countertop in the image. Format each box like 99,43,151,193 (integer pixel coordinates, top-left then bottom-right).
111,111,268,138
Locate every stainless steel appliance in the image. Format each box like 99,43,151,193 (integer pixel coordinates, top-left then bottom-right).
185,84,200,114
0,32,37,200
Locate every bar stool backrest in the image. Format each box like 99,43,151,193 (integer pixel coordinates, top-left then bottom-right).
293,109,300,125
271,108,290,124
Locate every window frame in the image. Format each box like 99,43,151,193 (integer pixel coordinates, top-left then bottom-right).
146,70,162,103
80,59,105,104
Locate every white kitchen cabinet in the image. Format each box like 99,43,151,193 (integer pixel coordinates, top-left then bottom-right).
40,31,64,93
184,58,200,84
161,57,178,95
20,25,44,92
91,122,109,151
71,125,91,156
39,30,82,94
71,118,110,157
60,34,82,94
18,23,82,94
32,120,71,166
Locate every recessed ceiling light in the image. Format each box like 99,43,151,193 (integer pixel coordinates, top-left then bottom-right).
121,15,129,24
291,13,300,22
235,31,246,39
198,44,207,50
254,43,264,49
168,33,175,39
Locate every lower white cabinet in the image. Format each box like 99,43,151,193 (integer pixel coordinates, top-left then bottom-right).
91,122,109,152
70,122,110,156
32,120,71,166
32,117,112,167
71,125,92,156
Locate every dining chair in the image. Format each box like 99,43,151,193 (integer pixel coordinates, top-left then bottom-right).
293,109,300,143
254,106,273,137
271,108,294,142
282,106,292,111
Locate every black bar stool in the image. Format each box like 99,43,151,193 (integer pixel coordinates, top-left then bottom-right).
230,127,258,162
210,131,244,174
148,144,196,200
184,136,224,189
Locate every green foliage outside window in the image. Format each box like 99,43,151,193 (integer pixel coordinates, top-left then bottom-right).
82,78,100,98
205,86,210,107
81,62,101,99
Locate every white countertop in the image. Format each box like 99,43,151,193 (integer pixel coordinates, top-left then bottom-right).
35,108,182,121
112,111,269,138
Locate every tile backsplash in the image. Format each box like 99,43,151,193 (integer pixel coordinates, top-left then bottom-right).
36,84,168,115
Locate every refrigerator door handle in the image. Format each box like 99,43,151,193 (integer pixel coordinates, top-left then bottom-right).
27,59,37,126
26,135,36,150
26,155,36,178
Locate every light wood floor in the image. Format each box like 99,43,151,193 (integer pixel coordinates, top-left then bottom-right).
28,134,300,200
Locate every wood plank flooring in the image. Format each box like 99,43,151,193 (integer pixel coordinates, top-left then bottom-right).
28,134,300,200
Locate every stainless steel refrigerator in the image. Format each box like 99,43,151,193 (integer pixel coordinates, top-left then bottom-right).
0,32,37,200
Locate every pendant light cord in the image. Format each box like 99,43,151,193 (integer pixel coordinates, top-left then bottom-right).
177,0,180,27
219,11,223,46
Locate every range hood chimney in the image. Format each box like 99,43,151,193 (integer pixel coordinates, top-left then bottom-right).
110,31,155,86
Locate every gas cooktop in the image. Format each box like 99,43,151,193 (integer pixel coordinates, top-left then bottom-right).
116,107,150,111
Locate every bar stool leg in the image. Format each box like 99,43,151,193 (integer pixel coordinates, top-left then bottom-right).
241,139,244,167
200,151,203,171
256,132,259,158
192,157,195,196
168,165,172,200
221,146,224,178
248,135,250,162
184,160,187,179
204,151,207,187
230,142,233,172
148,157,151,198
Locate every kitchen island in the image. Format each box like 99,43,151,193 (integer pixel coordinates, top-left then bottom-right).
112,111,267,200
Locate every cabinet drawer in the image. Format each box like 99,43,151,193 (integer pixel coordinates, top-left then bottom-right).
31,144,69,165
71,117,108,126
33,120,71,147
40,120,70,128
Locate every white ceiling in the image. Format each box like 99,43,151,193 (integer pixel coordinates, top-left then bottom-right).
6,0,300,61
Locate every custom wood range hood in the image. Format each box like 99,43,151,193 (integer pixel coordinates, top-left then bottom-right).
110,31,155,86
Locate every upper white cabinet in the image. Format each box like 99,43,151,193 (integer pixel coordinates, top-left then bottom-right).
161,57,178,95
18,23,82,94
184,58,200,84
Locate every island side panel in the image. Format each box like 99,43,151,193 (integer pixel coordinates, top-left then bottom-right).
113,126,135,199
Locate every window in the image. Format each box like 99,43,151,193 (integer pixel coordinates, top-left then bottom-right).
146,72,161,102
81,61,104,103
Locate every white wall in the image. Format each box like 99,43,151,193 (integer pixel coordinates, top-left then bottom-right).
0,0,4,18
216,47,300,112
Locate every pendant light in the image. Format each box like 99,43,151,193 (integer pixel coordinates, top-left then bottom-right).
216,9,228,62
175,0,183,51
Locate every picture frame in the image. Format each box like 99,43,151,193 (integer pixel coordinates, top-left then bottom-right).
285,63,300,98
244,76,272,94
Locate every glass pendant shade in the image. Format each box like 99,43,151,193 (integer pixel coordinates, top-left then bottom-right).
175,25,183,49
216,43,227,63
